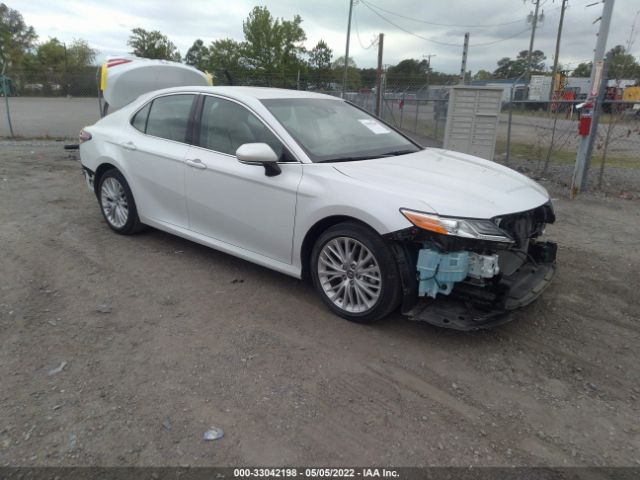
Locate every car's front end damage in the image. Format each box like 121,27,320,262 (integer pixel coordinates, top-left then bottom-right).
386,201,557,330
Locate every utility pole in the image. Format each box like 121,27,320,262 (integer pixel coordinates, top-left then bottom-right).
459,33,470,85
548,0,567,108
423,54,436,89
571,0,616,196
342,0,354,97
375,33,384,117
525,0,542,97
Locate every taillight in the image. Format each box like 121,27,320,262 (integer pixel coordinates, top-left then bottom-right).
106,58,132,68
79,129,92,144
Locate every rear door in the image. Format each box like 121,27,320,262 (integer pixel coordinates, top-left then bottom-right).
184,95,302,264
125,93,196,228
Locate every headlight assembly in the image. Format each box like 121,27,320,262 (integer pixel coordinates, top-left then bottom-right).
400,209,514,243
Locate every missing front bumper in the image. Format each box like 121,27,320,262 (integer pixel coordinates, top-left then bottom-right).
406,260,556,331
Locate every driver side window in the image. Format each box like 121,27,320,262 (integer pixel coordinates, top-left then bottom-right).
198,96,286,160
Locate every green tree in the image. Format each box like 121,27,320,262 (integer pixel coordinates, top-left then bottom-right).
0,2,37,71
36,37,66,70
493,50,546,78
332,56,360,90
571,62,591,77
66,39,97,70
185,39,209,71
207,38,245,83
607,45,640,80
127,28,181,61
308,39,332,88
241,6,306,86
473,69,493,80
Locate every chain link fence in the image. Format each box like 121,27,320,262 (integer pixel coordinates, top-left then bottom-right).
1,70,638,196
495,99,640,196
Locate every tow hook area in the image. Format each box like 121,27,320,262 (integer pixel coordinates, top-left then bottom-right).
417,248,499,298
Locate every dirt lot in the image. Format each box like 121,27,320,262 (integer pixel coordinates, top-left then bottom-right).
0,141,639,467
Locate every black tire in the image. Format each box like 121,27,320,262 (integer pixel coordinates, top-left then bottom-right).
310,221,402,323
98,168,145,235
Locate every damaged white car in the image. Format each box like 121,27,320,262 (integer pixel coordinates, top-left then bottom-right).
79,86,557,330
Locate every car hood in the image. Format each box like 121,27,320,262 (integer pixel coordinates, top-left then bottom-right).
332,148,550,219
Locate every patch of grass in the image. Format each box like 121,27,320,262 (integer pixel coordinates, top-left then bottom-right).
496,139,640,168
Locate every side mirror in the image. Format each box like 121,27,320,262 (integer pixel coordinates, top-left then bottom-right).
236,143,282,177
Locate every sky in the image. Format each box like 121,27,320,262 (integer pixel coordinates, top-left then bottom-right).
9,0,640,74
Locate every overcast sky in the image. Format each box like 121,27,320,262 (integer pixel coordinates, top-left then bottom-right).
10,0,640,73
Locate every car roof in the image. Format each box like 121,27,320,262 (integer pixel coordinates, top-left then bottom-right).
143,85,342,102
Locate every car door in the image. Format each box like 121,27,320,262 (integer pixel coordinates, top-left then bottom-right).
125,93,196,228
184,95,302,264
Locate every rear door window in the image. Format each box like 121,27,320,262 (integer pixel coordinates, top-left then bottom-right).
145,94,195,143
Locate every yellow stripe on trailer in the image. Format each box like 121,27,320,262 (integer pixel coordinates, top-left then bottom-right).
100,61,109,92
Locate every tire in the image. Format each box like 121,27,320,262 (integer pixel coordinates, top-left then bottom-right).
310,221,402,323
98,169,144,235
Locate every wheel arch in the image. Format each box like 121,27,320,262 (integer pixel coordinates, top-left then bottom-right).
299,215,380,279
93,162,125,198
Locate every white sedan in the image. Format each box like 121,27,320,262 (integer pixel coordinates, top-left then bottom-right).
79,86,557,329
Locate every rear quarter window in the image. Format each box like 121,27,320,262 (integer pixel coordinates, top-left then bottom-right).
131,102,151,133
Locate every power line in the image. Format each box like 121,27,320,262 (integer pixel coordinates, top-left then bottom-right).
354,4,378,50
361,0,533,28
359,1,463,47
359,1,533,48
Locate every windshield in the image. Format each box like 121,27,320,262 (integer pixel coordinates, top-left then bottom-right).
260,98,421,162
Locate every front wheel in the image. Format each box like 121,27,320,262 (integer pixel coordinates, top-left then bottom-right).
310,222,402,323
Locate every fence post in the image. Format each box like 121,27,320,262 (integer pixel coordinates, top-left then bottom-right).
1,67,15,139
414,100,419,133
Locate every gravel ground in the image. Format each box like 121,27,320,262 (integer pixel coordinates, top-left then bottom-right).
0,141,639,467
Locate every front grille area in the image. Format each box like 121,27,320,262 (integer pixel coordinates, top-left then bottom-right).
494,202,555,248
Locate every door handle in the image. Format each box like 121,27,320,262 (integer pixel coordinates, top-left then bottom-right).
120,140,137,151
186,158,207,170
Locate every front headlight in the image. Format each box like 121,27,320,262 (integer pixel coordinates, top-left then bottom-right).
400,209,514,243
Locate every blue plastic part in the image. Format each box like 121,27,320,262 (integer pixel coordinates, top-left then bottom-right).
417,248,470,298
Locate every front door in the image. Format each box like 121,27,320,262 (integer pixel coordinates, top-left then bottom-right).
184,95,302,264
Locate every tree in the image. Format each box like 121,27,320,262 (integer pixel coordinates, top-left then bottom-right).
36,38,66,70
607,45,640,80
0,3,37,71
207,38,245,83
571,62,591,77
332,56,360,90
493,50,546,78
473,69,493,80
241,6,307,85
127,28,181,61
66,39,97,70
28,37,96,71
185,39,209,71
387,58,427,78
308,40,332,88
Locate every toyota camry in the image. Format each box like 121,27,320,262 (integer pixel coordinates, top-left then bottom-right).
79,86,557,330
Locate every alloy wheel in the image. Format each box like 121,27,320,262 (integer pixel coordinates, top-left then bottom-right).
317,236,382,313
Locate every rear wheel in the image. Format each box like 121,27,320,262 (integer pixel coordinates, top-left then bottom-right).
98,169,144,235
311,222,401,323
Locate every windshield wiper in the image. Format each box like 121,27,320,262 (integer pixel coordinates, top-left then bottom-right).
378,149,420,157
317,149,420,163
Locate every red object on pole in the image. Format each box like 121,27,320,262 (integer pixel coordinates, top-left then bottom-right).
578,112,592,136
399,99,405,110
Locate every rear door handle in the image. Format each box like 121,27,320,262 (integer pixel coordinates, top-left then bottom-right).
186,158,207,170
120,140,137,151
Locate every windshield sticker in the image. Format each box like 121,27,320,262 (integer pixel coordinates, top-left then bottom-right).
358,119,391,134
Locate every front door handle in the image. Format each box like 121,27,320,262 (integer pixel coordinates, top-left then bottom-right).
120,140,137,151
186,158,207,170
